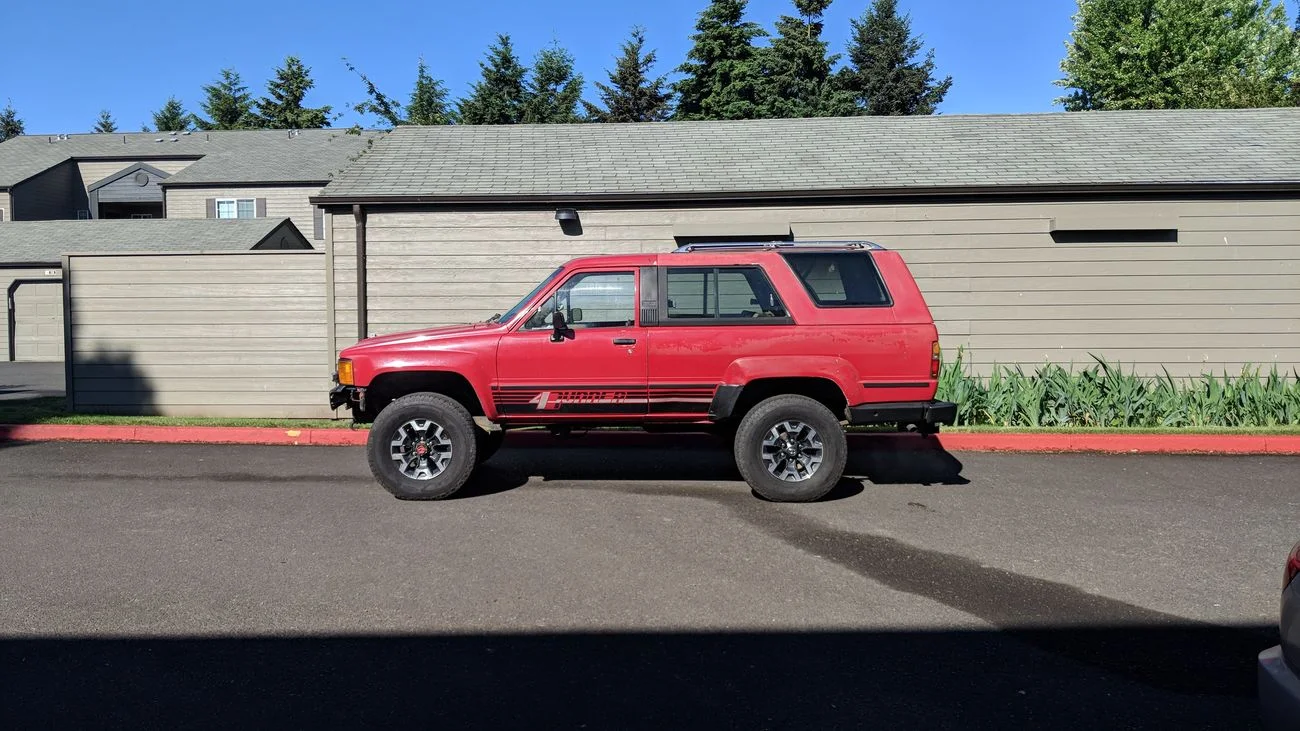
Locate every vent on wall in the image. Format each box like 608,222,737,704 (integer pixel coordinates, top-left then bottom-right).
672,221,792,246
1049,215,1179,244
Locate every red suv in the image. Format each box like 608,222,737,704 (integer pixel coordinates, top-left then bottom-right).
331,241,955,502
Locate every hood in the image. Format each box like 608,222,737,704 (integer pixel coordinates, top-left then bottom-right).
342,322,499,353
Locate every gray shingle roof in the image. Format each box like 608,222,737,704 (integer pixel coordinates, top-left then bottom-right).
0,129,383,188
315,109,1300,201
0,218,301,264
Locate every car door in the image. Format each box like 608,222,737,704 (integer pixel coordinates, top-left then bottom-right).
495,268,647,419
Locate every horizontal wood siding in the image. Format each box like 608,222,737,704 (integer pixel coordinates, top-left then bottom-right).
167,185,322,237
0,191,11,221
1,267,63,362
12,160,87,220
67,251,332,417
77,159,195,191
338,199,1300,376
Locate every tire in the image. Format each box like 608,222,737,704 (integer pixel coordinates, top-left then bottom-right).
733,395,847,503
367,392,478,500
476,429,505,464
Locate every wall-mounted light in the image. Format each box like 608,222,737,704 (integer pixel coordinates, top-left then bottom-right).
554,208,583,236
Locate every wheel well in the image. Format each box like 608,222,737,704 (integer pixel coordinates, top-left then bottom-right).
730,377,848,422
363,371,484,422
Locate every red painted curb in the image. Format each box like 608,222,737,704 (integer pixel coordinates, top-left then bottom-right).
0,423,1297,454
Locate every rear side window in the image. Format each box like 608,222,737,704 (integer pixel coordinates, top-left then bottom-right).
664,266,790,322
781,252,891,307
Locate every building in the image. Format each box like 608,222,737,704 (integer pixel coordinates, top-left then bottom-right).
313,108,1300,376
0,129,381,241
1,218,310,361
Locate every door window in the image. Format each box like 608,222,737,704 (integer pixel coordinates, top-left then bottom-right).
523,271,636,330
664,266,789,322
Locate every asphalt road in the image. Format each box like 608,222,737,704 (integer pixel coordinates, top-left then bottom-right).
1,438,1296,729
0,361,63,400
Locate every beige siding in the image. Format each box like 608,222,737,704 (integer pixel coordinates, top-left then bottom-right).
77,159,196,191
66,251,331,417
166,185,322,238
1,267,64,362
333,199,1300,376
0,190,11,221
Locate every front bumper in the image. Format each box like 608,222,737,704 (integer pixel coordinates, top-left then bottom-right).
330,384,359,411
847,400,957,427
1259,646,1300,730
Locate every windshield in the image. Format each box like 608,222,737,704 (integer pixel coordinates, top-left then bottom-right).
497,266,565,323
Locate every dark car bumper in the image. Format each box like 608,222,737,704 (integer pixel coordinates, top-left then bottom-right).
1259,646,1300,731
330,385,359,411
847,400,957,427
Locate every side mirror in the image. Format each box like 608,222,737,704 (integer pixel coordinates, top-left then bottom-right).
550,310,571,342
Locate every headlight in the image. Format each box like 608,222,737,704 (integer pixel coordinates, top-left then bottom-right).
336,359,355,386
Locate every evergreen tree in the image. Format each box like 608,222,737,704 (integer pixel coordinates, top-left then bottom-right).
150,96,192,132
1058,0,1300,110
583,27,673,122
523,44,584,123
197,69,256,130
255,56,332,128
0,101,23,142
839,0,952,115
758,0,855,118
93,109,118,134
407,57,454,125
345,58,405,127
673,0,767,120
459,34,528,124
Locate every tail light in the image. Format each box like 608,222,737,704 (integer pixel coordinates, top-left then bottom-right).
1286,540,1300,590
930,341,941,379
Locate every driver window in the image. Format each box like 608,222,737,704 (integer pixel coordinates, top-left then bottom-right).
523,271,636,330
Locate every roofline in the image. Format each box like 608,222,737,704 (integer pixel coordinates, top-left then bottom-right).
87,162,172,193
310,181,1300,207
161,179,331,189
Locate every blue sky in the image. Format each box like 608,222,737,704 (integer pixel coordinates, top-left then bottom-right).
1,0,1285,134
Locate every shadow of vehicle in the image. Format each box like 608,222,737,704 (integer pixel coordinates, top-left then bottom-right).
453,431,966,501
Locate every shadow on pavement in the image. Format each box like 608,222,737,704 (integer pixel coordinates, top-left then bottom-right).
0,623,1273,729
455,432,966,501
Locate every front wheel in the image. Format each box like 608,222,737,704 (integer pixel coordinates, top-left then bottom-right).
733,395,847,502
367,392,478,500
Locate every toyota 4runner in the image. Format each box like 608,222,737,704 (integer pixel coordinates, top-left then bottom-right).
331,241,956,502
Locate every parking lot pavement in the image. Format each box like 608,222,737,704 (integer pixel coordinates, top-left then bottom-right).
0,361,64,400
1,438,1294,729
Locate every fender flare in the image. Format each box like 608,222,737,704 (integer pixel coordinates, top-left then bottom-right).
708,357,860,420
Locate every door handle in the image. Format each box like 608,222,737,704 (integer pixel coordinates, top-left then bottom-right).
613,338,637,345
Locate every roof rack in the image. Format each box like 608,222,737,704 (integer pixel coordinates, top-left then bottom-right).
672,240,885,253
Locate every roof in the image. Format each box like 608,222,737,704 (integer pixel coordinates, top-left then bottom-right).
315,109,1300,203
0,218,305,265
0,129,383,189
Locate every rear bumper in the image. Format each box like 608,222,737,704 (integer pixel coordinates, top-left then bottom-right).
1259,646,1300,731
847,400,957,427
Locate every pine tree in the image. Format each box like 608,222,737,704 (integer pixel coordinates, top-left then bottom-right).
583,27,673,122
345,58,405,127
93,109,118,134
1058,0,1300,110
255,56,332,129
673,0,767,120
757,0,855,118
459,34,528,125
839,0,952,115
197,69,256,130
522,44,584,124
0,101,24,142
407,58,454,125
150,96,193,132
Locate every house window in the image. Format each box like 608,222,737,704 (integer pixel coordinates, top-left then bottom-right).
216,198,257,219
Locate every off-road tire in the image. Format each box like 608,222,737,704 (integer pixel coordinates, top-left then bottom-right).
734,395,847,502
367,392,478,500
476,429,506,464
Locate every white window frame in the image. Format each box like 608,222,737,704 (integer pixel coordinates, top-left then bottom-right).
215,198,257,220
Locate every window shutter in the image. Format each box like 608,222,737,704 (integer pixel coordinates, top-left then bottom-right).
312,207,323,240
205,198,216,218
255,198,267,218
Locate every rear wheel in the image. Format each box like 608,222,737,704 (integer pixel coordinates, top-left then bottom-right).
734,395,847,502
367,392,478,500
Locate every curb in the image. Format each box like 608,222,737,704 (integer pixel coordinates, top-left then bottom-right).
2,423,1299,455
